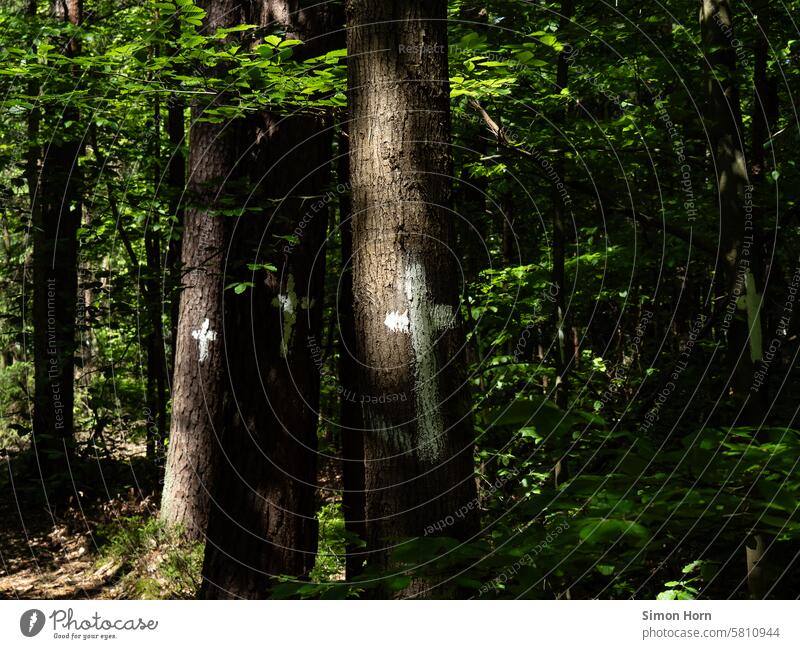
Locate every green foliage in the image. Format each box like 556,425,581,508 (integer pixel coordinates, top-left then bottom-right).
309,502,347,582
95,516,203,599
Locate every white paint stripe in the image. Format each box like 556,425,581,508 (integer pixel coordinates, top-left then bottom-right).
404,257,447,463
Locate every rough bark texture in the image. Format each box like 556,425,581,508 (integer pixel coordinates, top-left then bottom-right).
199,0,339,598
199,111,331,598
346,0,479,597
32,0,82,488
159,0,248,541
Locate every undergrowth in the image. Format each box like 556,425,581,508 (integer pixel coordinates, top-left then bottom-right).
95,515,203,599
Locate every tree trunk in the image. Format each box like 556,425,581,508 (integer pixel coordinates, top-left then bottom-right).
699,0,763,414
199,0,340,598
32,0,82,490
700,0,768,599
552,0,574,412
551,0,574,490
159,0,247,541
346,0,479,597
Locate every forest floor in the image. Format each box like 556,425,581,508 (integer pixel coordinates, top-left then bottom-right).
0,435,348,598
0,437,157,599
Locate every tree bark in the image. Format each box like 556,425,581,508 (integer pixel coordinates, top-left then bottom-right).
346,0,479,597
159,0,248,542
199,0,340,598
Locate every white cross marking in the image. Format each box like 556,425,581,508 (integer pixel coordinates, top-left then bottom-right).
191,318,217,363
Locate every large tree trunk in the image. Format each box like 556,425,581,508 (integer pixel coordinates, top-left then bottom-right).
159,0,248,542
32,0,82,490
199,0,339,599
346,0,479,597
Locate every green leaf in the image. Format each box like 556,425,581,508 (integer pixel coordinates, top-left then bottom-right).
225,282,255,294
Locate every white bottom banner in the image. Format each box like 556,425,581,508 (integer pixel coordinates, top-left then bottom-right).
1,600,796,648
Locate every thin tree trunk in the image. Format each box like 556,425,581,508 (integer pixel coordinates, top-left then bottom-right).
745,7,778,602
552,0,574,490
700,0,763,412
700,0,767,599
346,0,479,598
552,0,573,412
746,11,778,403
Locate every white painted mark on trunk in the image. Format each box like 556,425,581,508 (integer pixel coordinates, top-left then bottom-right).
271,274,315,358
402,258,455,463
272,274,297,358
385,305,454,336
277,292,295,314
744,270,763,363
384,310,410,333
191,318,217,363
